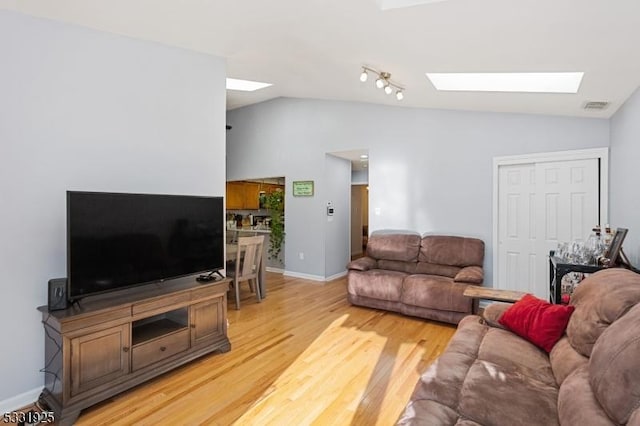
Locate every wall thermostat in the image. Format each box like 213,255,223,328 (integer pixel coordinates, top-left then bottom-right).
327,201,334,216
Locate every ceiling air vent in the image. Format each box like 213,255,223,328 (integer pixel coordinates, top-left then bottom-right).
583,101,609,110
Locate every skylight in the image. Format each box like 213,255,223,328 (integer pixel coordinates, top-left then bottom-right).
425,72,584,94
226,78,272,92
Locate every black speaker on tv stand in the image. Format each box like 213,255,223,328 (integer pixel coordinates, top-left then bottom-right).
48,278,68,311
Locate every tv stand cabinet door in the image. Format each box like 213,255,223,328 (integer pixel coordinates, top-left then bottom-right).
190,297,225,347
70,324,131,397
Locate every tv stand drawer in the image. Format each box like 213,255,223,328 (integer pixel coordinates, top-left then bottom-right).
132,329,190,371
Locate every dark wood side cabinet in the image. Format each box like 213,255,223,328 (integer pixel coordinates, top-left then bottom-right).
548,251,605,304
37,277,230,426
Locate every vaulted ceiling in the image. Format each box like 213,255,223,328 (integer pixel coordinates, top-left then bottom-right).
2,0,639,117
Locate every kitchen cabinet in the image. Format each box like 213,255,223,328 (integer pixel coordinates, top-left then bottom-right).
226,181,245,209
226,181,261,210
243,182,261,210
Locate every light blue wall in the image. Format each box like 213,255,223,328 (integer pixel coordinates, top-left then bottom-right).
325,155,351,278
610,88,640,266
227,97,610,285
352,169,369,184
0,11,226,405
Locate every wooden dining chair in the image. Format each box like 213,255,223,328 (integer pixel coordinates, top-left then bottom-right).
227,235,264,310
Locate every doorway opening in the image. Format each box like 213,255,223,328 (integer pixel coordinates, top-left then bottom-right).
327,149,370,261
226,176,285,272
351,184,369,259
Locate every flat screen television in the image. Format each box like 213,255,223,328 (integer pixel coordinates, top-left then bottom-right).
67,191,224,301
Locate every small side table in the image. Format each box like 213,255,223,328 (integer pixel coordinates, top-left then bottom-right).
463,287,527,314
549,251,606,304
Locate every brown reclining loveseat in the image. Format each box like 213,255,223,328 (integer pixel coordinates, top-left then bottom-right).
347,231,485,325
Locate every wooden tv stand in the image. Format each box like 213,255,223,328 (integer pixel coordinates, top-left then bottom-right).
37,277,230,426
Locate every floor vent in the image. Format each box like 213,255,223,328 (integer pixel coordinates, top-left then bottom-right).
583,101,609,110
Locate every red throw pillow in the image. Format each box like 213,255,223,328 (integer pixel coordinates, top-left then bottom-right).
498,294,575,352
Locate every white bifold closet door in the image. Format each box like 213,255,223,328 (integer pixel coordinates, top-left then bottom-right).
497,159,599,297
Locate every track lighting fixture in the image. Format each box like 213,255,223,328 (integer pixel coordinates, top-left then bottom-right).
359,66,405,101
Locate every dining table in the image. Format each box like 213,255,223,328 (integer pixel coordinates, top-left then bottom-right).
225,243,267,299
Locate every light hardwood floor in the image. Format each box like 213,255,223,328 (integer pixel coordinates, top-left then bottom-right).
75,273,456,425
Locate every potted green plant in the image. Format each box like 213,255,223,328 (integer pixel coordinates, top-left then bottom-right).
264,190,285,260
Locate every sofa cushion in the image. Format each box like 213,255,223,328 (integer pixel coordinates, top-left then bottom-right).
401,305,470,325
589,302,640,424
346,256,377,271
346,269,405,302
453,320,559,425
557,366,614,426
397,399,460,425
401,275,471,313
478,328,557,387
378,259,417,274
458,360,559,426
412,351,477,411
446,315,488,355
454,266,483,284
408,316,486,410
401,315,560,425
455,420,483,426
549,336,588,387
415,262,460,279
481,302,510,329
420,235,484,267
347,293,403,316
498,294,574,352
366,232,421,262
567,268,640,357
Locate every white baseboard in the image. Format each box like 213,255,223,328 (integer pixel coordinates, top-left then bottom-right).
283,270,326,282
0,387,42,413
325,270,347,282
265,267,284,274
283,270,347,282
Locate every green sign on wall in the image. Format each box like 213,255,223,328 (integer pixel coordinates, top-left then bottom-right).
292,180,314,197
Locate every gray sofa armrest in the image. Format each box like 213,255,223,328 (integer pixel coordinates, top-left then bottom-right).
482,302,512,330
347,256,377,271
454,266,483,284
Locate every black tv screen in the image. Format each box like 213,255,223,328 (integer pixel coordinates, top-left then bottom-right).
67,191,224,300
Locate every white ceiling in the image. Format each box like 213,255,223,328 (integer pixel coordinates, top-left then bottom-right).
330,150,370,172
2,0,639,118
